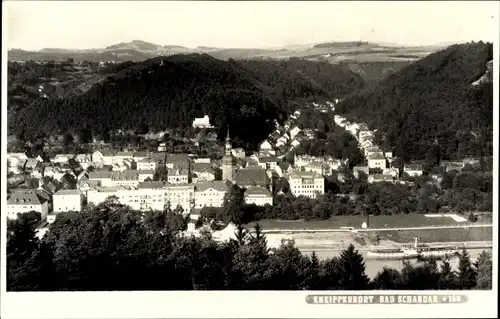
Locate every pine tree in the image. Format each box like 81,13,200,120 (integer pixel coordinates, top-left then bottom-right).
373,267,403,290
438,259,457,289
338,244,370,290
234,224,248,246
474,251,492,289
457,249,477,289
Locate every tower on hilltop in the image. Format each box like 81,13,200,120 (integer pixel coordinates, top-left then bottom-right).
222,126,236,181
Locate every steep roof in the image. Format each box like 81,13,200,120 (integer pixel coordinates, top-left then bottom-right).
191,162,214,173
167,168,189,176
166,153,190,163
234,168,268,187
54,189,81,196
245,186,272,197
7,190,45,205
288,171,323,179
368,153,386,160
115,151,135,157
259,156,278,163
138,181,166,189
194,180,232,192
404,163,423,171
89,171,113,179
133,151,149,158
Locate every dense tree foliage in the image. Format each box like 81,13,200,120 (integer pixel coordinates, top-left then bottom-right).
336,42,493,162
9,55,365,151
7,204,491,291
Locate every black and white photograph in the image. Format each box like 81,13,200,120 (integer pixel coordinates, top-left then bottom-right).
1,1,497,318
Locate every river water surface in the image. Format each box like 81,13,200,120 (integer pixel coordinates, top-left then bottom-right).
300,248,490,279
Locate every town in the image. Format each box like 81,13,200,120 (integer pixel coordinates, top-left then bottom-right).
6,100,488,235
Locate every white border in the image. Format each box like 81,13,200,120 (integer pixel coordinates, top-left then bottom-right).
1,1,498,319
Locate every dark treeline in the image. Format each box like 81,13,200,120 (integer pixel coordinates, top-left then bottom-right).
9,55,365,151
336,42,493,162
7,204,492,291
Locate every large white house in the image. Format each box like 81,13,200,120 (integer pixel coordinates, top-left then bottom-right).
287,171,324,198
193,181,231,209
53,189,82,213
6,190,49,220
367,153,387,170
192,115,213,129
404,164,424,177
244,186,273,206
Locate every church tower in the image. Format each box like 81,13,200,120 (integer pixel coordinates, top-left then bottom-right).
222,127,236,181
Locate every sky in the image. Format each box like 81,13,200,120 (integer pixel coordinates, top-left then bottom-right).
4,1,499,50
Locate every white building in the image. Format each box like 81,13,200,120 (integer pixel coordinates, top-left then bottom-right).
137,159,157,171
287,171,324,199
51,154,73,164
192,115,213,129
6,190,49,220
164,184,194,212
87,186,165,211
167,168,189,184
368,174,394,184
259,140,275,155
404,164,424,177
53,189,82,213
289,126,301,139
194,181,231,209
75,154,93,169
244,186,273,206
7,153,28,167
367,153,387,170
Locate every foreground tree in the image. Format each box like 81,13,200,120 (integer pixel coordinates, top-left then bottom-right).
438,259,457,290
373,267,403,290
337,244,370,290
475,251,492,289
457,249,477,290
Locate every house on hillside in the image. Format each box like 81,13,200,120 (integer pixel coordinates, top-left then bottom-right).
192,115,213,129
259,140,275,155
403,164,423,177
367,153,387,170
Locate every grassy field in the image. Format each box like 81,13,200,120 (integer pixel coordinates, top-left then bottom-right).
374,226,493,243
244,214,492,231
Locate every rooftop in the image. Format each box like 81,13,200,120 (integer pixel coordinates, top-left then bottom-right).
7,190,45,205
234,168,268,187
195,180,232,192
368,153,386,160
245,186,272,197
137,181,166,189
54,189,81,196
404,163,423,171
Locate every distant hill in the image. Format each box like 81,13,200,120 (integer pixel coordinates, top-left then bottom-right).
8,40,442,64
105,40,163,51
313,41,373,49
9,54,365,151
336,41,493,163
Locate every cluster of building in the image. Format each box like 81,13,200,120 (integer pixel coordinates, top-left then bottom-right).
7,128,313,221
334,114,418,183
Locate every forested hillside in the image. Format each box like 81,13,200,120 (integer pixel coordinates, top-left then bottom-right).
336,42,493,163
9,54,365,151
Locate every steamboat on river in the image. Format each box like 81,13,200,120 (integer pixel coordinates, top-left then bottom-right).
367,237,461,260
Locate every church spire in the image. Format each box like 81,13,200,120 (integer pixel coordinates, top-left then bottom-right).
225,126,232,156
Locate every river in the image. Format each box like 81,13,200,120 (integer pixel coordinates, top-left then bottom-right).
300,248,491,279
